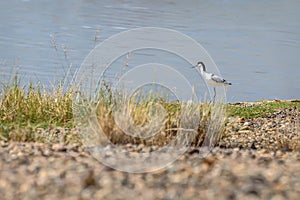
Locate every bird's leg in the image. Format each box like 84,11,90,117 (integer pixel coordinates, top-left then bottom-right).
213,87,216,103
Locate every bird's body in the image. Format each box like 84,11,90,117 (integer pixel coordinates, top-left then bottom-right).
203,72,231,87
195,61,231,87
193,61,231,102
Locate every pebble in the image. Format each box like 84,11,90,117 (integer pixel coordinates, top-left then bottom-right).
222,107,300,151
0,142,299,200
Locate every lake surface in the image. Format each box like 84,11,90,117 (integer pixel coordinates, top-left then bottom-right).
1,0,300,102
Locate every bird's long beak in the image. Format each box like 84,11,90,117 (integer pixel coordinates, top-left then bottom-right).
191,65,196,68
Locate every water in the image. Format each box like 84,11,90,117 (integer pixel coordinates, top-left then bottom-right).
1,0,300,102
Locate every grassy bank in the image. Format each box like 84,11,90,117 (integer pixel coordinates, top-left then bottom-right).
0,81,299,147
227,100,300,119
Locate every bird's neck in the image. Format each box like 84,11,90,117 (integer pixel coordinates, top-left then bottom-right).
199,67,205,75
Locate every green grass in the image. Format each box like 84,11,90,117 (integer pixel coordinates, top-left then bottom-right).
0,79,74,141
227,100,300,119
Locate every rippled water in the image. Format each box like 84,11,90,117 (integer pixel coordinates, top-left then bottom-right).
1,0,300,102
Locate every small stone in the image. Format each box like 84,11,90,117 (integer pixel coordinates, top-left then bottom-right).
52,144,67,152
243,122,251,126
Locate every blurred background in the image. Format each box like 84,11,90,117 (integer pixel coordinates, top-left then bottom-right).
0,0,299,102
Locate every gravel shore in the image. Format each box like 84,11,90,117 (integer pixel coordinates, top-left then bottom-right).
0,106,299,200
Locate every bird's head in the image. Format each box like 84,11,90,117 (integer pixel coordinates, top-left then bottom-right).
192,61,206,71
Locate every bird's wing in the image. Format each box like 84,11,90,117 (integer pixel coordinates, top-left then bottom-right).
211,74,226,83
211,74,231,85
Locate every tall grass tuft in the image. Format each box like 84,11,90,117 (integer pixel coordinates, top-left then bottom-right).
0,75,74,140
77,84,227,147
1,75,227,147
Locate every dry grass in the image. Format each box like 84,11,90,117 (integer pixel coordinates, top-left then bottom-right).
91,88,226,147
1,77,226,147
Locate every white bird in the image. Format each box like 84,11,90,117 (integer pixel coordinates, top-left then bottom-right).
193,61,231,102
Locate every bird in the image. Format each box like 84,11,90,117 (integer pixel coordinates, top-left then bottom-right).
192,61,231,102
